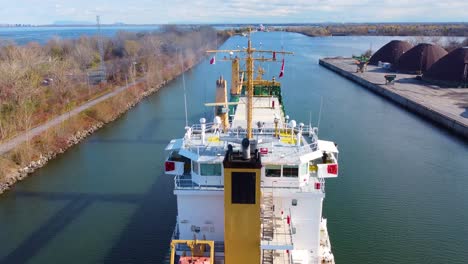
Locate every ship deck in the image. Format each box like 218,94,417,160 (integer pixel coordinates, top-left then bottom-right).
172,133,336,166
164,93,340,165
231,96,285,128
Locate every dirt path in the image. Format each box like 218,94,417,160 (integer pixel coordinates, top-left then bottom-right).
0,78,144,155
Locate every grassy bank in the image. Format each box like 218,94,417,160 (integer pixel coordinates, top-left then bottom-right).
0,26,231,193
1,77,159,190
0,26,228,141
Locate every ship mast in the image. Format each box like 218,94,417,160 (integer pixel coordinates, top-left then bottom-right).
207,28,292,139
246,30,254,138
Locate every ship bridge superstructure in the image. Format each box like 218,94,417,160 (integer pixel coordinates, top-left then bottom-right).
166,29,337,264
165,100,338,263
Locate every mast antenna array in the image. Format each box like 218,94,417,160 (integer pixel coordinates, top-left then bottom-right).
206,28,293,139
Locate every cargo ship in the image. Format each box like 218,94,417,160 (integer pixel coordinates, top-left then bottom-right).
164,30,339,264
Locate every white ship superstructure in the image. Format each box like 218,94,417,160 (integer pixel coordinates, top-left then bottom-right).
165,30,339,264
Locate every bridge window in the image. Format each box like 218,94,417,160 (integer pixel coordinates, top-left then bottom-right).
232,172,256,204
283,165,298,177
200,163,222,176
266,165,281,177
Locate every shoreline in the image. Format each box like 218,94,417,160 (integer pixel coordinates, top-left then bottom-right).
0,58,205,195
0,25,230,195
0,79,167,194
319,58,468,140
0,77,145,154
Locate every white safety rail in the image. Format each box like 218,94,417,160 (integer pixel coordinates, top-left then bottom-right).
173,175,224,190
261,179,324,194
281,141,319,158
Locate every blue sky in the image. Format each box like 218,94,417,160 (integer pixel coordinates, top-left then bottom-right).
1,0,467,24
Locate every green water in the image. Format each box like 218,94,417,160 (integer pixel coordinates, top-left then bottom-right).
0,32,467,263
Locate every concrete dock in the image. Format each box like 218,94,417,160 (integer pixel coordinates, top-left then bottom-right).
319,58,468,139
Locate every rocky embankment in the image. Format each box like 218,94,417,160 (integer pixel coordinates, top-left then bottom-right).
0,80,168,194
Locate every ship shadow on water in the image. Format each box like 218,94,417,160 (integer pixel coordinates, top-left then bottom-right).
103,174,177,264
0,174,176,264
0,199,92,264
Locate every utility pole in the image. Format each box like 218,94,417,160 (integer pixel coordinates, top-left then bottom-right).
96,15,106,82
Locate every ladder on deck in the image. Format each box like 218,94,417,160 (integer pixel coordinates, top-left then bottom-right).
262,191,275,241
262,190,275,264
262,250,274,264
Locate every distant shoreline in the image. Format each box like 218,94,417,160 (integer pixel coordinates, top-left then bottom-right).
283,23,468,37
0,24,164,28
1,22,467,28
2,23,467,38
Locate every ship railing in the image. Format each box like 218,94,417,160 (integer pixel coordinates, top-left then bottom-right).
227,127,247,137
262,142,318,161
226,129,277,141
268,125,318,136
227,126,318,137
185,146,225,156
175,241,225,253
188,124,318,138
190,122,215,132
295,124,317,135
173,175,223,190
301,141,319,153
226,127,279,137
261,179,323,193
261,180,299,190
286,141,319,156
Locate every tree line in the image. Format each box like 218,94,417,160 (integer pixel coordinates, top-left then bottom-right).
285,23,468,37
0,26,230,141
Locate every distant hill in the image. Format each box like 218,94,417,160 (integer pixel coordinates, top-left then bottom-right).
53,20,94,26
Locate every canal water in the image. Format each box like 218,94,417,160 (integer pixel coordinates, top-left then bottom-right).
1,32,467,264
